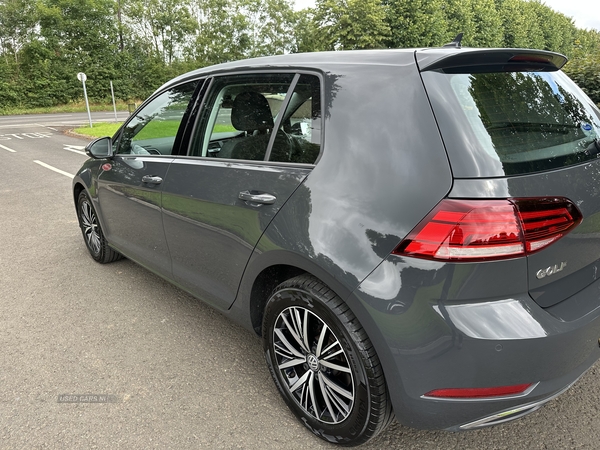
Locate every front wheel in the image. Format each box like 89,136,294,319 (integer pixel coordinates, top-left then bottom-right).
262,275,392,446
77,191,122,264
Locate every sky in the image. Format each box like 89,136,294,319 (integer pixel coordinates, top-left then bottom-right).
293,0,600,32
542,0,600,31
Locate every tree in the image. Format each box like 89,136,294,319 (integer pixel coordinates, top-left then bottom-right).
564,29,600,105
125,0,197,64
292,8,323,53
0,0,37,64
529,0,576,55
496,0,544,49
384,0,447,48
241,0,297,57
1,0,599,111
469,0,503,47
443,0,476,45
314,0,390,50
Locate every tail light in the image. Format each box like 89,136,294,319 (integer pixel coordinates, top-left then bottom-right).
393,197,582,262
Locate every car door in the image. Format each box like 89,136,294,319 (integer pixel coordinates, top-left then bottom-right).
161,73,323,310
97,81,199,275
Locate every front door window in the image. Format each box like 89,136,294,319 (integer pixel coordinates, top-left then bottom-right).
116,82,197,156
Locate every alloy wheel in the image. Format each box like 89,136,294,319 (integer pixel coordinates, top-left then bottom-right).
80,199,101,255
273,305,355,424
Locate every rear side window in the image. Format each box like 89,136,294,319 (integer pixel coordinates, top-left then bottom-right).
422,70,600,177
191,73,322,164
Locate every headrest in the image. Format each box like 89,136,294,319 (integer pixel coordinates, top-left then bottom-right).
231,92,274,132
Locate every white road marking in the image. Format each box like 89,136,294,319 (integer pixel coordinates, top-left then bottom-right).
0,122,71,129
0,132,53,140
63,145,87,156
35,123,58,131
33,160,74,179
0,124,39,129
0,144,16,152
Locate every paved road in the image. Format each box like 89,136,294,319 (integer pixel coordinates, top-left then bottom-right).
1,113,600,449
0,111,131,129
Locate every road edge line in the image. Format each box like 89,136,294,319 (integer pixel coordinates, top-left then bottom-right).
0,143,16,153
33,160,75,179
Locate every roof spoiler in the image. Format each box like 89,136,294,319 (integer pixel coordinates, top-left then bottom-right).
418,49,568,73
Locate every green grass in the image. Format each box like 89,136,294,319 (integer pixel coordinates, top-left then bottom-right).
75,119,190,139
133,120,182,140
73,118,237,139
74,122,123,138
0,100,135,116
212,124,236,133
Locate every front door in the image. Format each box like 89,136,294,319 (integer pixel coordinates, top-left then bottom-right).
97,81,198,275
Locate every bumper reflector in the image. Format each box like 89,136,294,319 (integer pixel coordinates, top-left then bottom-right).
424,383,533,399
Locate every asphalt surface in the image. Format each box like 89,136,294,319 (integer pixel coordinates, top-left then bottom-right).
1,113,600,449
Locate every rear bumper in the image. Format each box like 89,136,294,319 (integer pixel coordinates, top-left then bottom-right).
451,378,576,430
352,255,600,430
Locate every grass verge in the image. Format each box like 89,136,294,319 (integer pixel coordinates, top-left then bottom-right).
0,100,136,116
74,122,123,138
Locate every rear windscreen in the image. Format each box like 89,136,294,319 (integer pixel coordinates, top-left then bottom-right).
422,70,600,177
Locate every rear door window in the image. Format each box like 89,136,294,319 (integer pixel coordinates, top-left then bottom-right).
422,70,600,177
190,73,322,164
273,74,322,164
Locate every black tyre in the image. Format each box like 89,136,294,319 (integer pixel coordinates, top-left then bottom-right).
262,274,392,446
77,191,122,263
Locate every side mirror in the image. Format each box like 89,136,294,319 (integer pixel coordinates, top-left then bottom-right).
85,136,113,159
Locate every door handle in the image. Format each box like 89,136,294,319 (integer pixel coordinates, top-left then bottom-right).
142,175,163,185
238,190,276,205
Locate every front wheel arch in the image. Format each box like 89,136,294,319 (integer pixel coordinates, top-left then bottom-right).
73,182,85,211
76,190,122,264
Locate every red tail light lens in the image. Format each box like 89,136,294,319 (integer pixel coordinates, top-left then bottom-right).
394,198,582,262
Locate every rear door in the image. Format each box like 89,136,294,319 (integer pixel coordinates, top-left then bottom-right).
161,72,323,310
97,81,198,275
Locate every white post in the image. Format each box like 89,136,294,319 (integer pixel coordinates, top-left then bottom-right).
78,72,92,128
110,81,118,122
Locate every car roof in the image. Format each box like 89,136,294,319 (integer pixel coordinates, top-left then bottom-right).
156,48,421,92
156,47,567,93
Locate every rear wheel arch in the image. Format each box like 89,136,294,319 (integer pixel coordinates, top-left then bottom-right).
248,262,378,339
244,252,354,336
249,264,307,335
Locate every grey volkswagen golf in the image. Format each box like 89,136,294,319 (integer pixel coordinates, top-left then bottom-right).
73,46,600,445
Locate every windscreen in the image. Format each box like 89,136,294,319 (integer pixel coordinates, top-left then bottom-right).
422,70,600,177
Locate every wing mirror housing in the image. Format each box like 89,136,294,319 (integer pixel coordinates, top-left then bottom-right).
85,136,113,159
